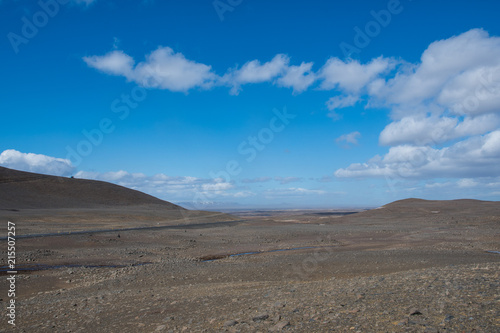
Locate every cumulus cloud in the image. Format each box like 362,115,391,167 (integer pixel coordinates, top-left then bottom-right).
85,50,314,95
457,178,478,188
438,65,500,116
81,44,396,100
319,56,395,93
233,191,255,198
83,29,500,184
336,131,361,147
75,170,244,200
335,130,500,179
201,181,234,193
84,47,218,92
365,29,500,131
379,114,500,146
319,57,395,120
372,29,500,110
84,50,134,77
223,54,290,95
276,62,316,94
326,94,359,111
0,149,75,176
83,48,398,98
334,29,500,181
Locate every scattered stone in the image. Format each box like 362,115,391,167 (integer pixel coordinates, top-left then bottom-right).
444,314,454,322
409,308,422,316
223,320,238,327
252,313,269,322
272,320,290,330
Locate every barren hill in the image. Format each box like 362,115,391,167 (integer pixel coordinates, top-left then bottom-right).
0,166,234,235
0,166,183,210
340,197,500,225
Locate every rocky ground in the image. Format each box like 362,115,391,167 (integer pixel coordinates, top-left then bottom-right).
1,199,499,332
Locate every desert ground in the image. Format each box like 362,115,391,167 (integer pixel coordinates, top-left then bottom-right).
0,168,499,332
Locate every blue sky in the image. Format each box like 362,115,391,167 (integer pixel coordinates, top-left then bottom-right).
1,0,500,208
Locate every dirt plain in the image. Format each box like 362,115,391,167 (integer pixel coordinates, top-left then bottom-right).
0,198,499,332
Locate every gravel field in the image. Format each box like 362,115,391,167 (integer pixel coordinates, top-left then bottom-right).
1,199,499,332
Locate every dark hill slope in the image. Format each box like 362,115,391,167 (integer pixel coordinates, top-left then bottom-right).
0,167,236,234
340,198,500,225
0,166,183,210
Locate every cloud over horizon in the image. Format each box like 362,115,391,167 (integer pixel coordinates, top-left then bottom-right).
83,28,500,183
334,29,500,180
0,149,75,176
335,130,500,179
74,169,246,200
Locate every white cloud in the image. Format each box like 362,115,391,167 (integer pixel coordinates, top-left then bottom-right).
201,181,234,193
233,191,255,198
74,170,246,200
335,130,500,179
223,54,290,95
425,181,452,189
0,149,75,176
82,29,500,185
276,62,316,94
326,94,359,111
379,116,457,146
372,29,500,109
438,65,500,116
336,131,361,147
133,47,217,91
326,94,360,120
84,47,218,92
319,57,396,120
457,178,478,188
334,29,500,182
319,56,395,93
83,50,134,77
379,114,500,146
